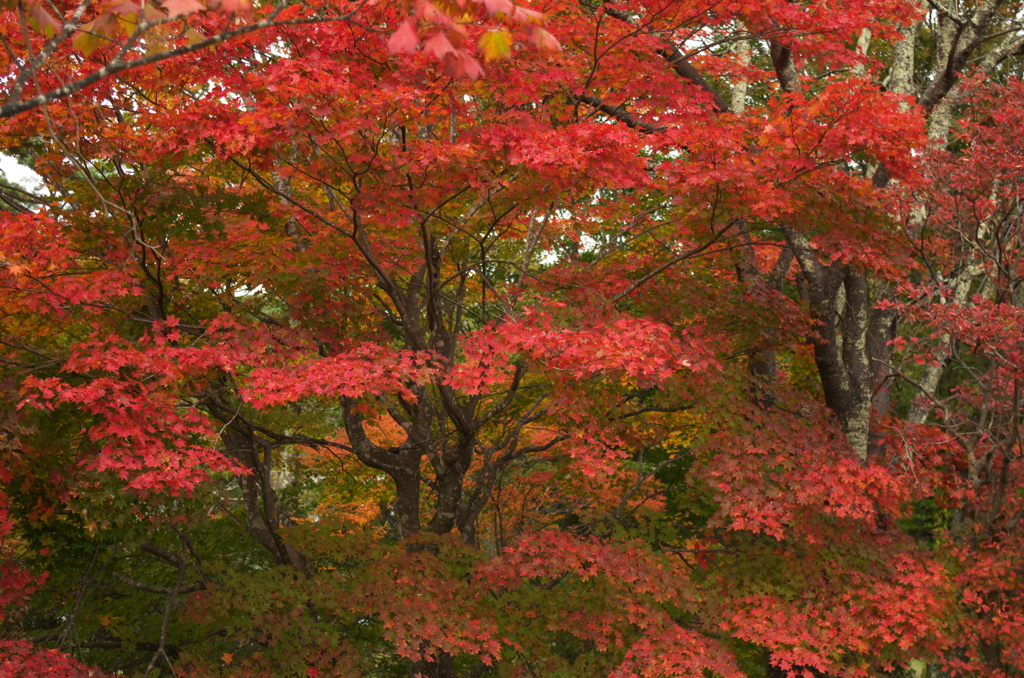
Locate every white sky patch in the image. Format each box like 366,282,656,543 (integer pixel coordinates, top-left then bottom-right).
0,154,45,193
234,284,266,297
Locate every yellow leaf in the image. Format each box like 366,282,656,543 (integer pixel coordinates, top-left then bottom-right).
117,15,138,33
73,29,105,56
73,15,124,56
478,29,512,63
26,1,61,37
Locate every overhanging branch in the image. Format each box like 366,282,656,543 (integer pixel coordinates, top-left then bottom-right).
573,93,665,133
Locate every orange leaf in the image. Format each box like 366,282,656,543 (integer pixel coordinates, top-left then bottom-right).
212,0,251,17
388,19,420,55
162,0,205,17
481,0,512,16
529,26,560,53
423,31,456,60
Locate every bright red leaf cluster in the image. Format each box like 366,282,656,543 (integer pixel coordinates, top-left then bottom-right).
0,0,1023,676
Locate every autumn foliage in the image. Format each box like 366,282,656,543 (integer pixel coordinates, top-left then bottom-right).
1,0,1024,676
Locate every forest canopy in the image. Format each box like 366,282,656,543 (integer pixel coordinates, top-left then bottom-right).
1,0,1024,676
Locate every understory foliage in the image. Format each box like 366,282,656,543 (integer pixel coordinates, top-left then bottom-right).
1,0,1024,676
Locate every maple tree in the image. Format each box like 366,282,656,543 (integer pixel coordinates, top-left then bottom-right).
2,0,1024,676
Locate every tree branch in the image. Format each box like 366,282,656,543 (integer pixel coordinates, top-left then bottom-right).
572,93,665,133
